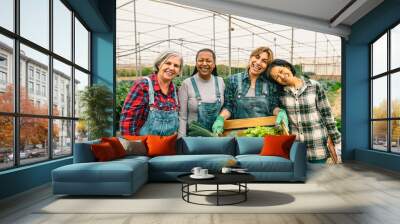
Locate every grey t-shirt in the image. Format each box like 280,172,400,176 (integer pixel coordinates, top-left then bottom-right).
178,74,225,137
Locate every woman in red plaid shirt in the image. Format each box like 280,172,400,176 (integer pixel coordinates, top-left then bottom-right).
119,51,183,136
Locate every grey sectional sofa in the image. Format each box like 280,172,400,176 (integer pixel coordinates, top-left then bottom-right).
52,137,307,196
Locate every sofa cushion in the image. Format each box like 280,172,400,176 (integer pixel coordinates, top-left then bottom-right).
91,142,118,161
147,134,177,157
148,154,235,172
236,155,293,172
101,137,127,158
180,137,235,155
118,138,147,156
52,159,147,183
236,137,264,155
260,135,296,159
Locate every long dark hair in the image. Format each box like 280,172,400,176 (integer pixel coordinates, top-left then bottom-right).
191,48,218,76
266,59,298,79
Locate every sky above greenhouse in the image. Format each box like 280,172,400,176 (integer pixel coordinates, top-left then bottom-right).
116,0,341,68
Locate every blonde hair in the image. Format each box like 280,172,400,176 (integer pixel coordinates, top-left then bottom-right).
153,50,183,73
249,46,274,65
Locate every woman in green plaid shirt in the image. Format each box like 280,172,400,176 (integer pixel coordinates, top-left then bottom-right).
267,59,342,163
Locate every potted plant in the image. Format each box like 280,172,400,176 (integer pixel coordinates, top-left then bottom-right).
79,84,113,140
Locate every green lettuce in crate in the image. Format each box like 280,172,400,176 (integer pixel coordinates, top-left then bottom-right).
243,126,282,137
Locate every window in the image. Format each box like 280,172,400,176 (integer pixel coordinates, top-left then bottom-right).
0,0,14,32
0,71,6,83
53,0,72,60
36,83,40,95
20,0,49,49
42,85,46,97
28,81,34,94
0,34,13,113
75,17,89,70
0,1,91,170
0,53,8,89
35,70,41,81
53,59,72,117
28,67,34,80
371,23,400,154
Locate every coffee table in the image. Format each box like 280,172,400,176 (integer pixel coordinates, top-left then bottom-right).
177,172,255,206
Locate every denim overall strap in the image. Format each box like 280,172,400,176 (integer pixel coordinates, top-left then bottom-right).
237,73,243,98
143,77,155,106
187,76,222,132
190,77,202,102
139,77,179,136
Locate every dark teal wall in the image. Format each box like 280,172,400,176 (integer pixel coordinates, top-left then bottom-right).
344,0,400,170
0,158,72,199
0,0,116,200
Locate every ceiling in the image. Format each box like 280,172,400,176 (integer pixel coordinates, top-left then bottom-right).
167,0,384,38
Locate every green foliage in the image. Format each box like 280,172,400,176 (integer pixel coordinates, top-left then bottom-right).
115,80,134,130
243,126,282,137
294,64,303,76
80,84,113,140
319,79,341,92
335,117,342,133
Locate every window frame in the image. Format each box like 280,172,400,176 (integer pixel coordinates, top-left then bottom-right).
0,0,92,171
370,20,400,154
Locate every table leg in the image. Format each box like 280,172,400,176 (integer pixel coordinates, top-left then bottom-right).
195,184,197,192
217,184,219,206
245,183,247,201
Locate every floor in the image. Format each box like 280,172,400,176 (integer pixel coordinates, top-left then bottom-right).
0,162,400,224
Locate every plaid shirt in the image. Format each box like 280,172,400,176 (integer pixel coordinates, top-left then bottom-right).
119,73,179,135
281,78,341,160
223,71,281,115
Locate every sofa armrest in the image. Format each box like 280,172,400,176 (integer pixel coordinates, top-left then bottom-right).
73,140,100,163
289,141,307,181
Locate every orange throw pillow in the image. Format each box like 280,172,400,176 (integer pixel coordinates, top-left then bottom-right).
260,135,296,159
101,137,126,158
146,134,177,157
123,135,148,144
91,142,117,161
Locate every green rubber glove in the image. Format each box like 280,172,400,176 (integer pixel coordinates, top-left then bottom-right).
212,115,225,135
276,109,289,130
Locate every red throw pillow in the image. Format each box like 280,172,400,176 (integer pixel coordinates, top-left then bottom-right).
123,135,148,144
146,134,177,157
260,135,296,159
101,137,126,158
91,142,118,161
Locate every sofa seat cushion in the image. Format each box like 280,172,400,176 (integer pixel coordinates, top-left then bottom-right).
53,159,147,183
149,154,235,172
236,155,293,172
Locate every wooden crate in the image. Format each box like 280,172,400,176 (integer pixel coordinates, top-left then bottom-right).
222,116,289,136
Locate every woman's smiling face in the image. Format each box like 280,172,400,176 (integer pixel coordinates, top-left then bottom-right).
157,56,182,82
269,65,294,86
196,51,215,78
248,52,269,76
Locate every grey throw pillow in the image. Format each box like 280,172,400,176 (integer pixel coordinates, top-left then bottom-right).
118,137,147,156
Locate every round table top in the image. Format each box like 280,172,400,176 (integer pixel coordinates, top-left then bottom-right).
177,172,255,185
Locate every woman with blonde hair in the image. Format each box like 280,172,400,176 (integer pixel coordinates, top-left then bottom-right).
212,46,288,135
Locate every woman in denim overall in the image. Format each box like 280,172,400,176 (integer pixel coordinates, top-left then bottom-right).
178,49,225,137
211,46,288,135
119,51,182,136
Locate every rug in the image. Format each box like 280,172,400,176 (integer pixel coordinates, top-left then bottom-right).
38,183,362,214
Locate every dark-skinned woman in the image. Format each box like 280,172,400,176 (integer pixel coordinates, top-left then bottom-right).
178,49,225,137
